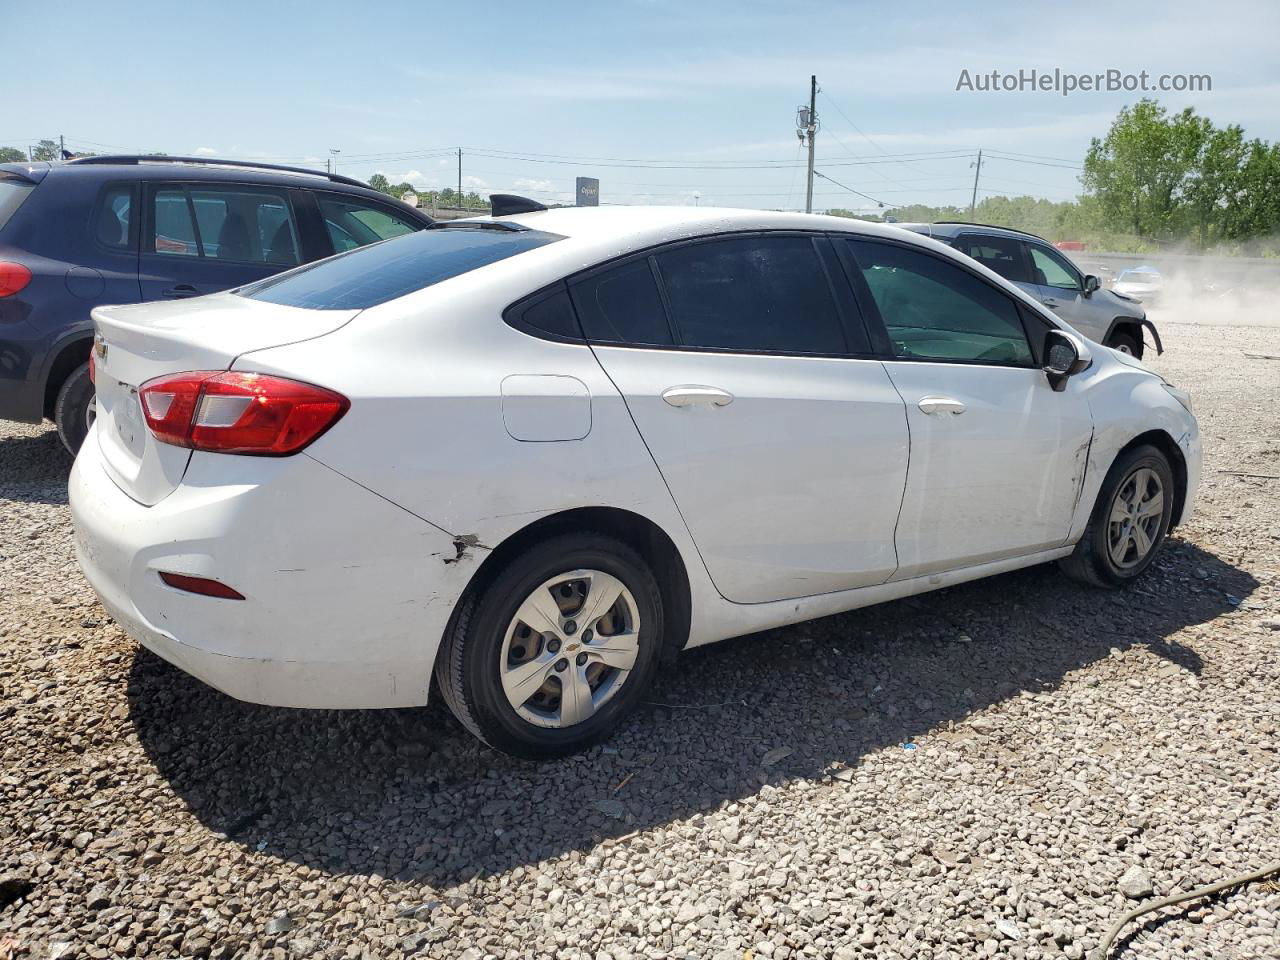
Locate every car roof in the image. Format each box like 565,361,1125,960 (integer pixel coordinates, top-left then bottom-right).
31,157,428,216
495,205,930,246
897,221,1052,244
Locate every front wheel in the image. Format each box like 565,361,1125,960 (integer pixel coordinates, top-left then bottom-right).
1060,444,1175,588
1109,331,1142,357
434,532,664,759
54,361,96,455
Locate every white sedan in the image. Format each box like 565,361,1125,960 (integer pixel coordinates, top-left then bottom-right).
70,204,1200,758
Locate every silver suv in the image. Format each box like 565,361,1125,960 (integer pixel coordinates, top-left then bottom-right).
900,222,1160,357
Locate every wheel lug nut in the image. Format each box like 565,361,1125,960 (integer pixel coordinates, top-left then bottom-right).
554,659,568,672
582,629,593,643
576,652,588,666
563,619,577,636
547,638,561,653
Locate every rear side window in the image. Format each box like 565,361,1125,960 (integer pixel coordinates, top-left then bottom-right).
317,195,419,253
570,258,673,346
0,178,36,233
95,185,133,249
240,226,562,310
954,234,1029,284
507,285,582,340
655,236,847,354
149,185,300,265
845,238,1032,365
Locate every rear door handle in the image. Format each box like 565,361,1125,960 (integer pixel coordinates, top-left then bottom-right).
162,284,200,299
1041,298,1060,308
918,396,966,416
661,385,734,408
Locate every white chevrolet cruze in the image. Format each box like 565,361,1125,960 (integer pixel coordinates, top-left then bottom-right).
70,204,1201,758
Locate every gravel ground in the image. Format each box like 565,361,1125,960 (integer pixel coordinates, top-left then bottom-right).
2,318,1279,960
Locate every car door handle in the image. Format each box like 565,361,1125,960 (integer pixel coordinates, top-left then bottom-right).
917,396,966,416
661,385,734,408
1041,298,1060,307
161,284,200,299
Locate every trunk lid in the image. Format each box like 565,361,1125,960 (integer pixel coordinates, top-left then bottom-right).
91,292,358,504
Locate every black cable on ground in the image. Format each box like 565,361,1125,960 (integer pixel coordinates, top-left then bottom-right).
1092,861,1280,960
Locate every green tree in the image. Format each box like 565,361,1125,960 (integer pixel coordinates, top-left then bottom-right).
367,173,392,195
1082,99,1207,240
0,146,26,163
30,139,60,161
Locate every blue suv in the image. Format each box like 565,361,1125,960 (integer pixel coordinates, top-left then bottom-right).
0,155,433,452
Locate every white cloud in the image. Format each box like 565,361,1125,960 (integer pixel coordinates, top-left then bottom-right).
193,146,218,156
514,178,554,194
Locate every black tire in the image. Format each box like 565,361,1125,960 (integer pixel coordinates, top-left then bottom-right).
1109,330,1142,358
435,532,664,760
54,361,96,455
1059,444,1175,588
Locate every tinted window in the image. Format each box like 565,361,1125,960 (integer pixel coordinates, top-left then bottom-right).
95,185,132,249
570,258,673,346
151,185,299,264
845,238,1032,365
510,286,582,340
1028,245,1080,290
954,234,1029,284
318,195,419,253
153,189,199,257
0,178,34,233
240,226,561,310
655,235,846,353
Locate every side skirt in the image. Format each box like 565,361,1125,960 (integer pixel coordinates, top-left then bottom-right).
686,545,1075,648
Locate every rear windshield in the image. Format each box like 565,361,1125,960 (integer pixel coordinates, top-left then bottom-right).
238,226,562,310
0,178,36,233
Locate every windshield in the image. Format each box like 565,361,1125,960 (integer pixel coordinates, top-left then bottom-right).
0,178,36,233
238,226,562,310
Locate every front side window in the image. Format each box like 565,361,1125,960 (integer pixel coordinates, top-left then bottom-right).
318,195,419,253
845,238,1032,365
655,235,847,354
150,185,299,264
1028,245,1081,290
954,234,1029,284
240,225,562,310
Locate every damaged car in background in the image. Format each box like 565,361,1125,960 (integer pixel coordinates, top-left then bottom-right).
902,222,1161,357
71,204,1200,759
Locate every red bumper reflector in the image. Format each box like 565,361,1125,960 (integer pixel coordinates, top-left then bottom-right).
158,571,245,600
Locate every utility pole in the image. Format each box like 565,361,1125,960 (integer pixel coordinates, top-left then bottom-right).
969,149,983,217
457,148,462,207
59,134,64,159
803,75,818,213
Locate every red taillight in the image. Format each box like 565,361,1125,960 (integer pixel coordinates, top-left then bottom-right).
88,347,96,384
138,371,349,455
158,571,245,600
0,261,32,298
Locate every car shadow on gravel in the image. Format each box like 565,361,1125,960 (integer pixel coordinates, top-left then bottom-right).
0,428,72,504
127,536,1256,890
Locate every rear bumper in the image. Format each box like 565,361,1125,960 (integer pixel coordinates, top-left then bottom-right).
70,428,470,708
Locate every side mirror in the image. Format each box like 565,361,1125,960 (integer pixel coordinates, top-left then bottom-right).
1083,274,1100,295
1043,329,1092,392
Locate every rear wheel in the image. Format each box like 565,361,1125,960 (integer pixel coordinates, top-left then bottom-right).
1060,444,1174,588
54,361,96,455
1109,330,1142,357
435,532,663,759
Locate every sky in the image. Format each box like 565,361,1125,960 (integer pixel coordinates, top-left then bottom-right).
8,0,1280,214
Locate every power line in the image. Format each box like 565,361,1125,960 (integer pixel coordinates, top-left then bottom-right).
812,170,897,208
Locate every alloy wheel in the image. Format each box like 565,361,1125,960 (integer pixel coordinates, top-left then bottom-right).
1107,467,1164,569
500,569,640,729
